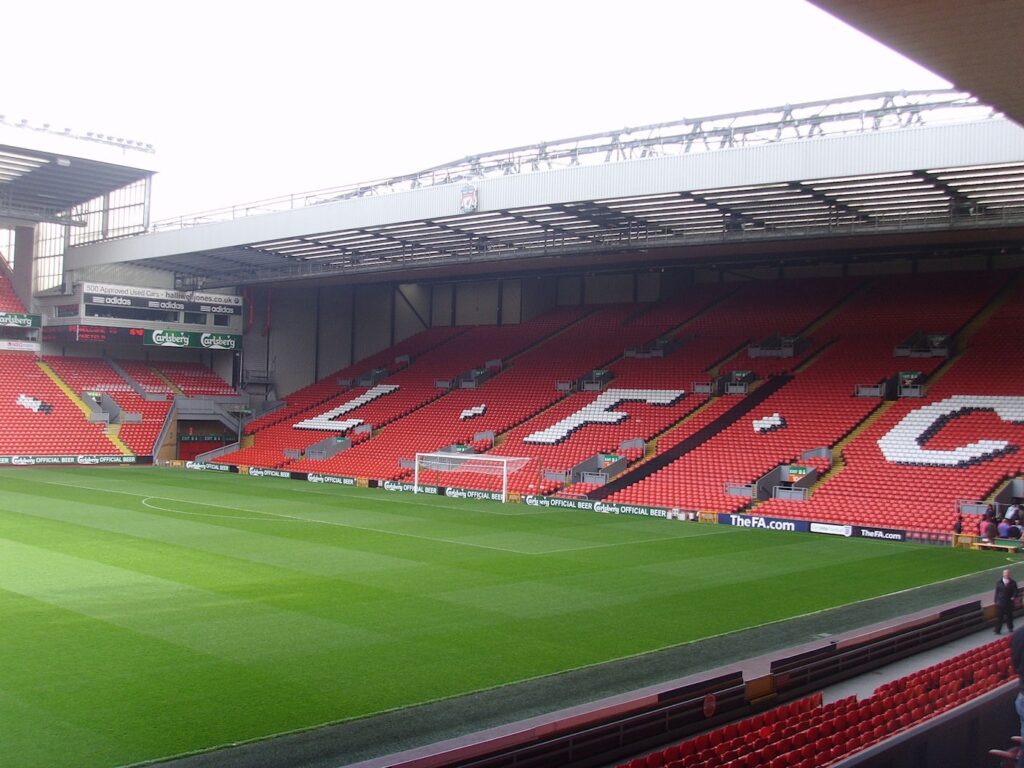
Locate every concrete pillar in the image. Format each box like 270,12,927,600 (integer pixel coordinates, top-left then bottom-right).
12,226,35,311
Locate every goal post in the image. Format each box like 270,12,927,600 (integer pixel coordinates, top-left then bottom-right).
414,452,531,502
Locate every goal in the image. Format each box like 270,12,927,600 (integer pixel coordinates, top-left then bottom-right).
414,452,531,502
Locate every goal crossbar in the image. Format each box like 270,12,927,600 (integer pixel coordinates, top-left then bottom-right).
414,452,530,502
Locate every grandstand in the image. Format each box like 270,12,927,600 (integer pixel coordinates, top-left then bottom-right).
3,3,1024,766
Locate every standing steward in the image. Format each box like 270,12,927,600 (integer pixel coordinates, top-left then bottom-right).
996,569,1020,634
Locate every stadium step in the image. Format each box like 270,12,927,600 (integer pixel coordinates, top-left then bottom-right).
637,283,742,344
150,366,186,396
809,399,896,495
701,281,856,378
35,358,129,455
705,340,752,378
919,272,1019,394
792,337,839,374
493,390,574,443
104,422,134,456
635,285,815,458
505,307,597,364
36,359,96,419
591,374,794,499
957,271,1019,342
608,395,733,485
799,279,868,338
650,393,725,453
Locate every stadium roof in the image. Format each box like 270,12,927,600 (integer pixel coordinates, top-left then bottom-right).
0,117,156,229
66,92,1024,289
811,0,1024,128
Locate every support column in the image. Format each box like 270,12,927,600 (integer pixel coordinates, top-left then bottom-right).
12,226,35,310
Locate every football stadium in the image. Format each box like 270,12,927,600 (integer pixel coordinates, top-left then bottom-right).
2,3,1024,768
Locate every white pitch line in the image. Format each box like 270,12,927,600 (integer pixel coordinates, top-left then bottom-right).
141,497,287,522
44,471,561,517
62,483,533,554
31,477,700,555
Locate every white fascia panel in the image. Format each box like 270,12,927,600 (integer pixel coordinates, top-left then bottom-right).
67,119,1024,271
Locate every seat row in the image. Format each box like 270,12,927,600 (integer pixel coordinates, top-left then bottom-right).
618,636,1013,768
0,352,235,457
0,272,27,313
218,272,1020,535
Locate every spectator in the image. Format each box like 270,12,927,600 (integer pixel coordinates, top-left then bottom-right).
989,519,1001,541
953,515,964,535
981,516,993,540
1009,503,1022,523
1001,519,1013,538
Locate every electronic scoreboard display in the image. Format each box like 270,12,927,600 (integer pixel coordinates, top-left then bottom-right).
42,325,147,344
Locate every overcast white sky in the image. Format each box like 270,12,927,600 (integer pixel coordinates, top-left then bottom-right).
3,1,949,222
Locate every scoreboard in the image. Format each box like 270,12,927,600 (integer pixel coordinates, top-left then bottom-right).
42,325,147,344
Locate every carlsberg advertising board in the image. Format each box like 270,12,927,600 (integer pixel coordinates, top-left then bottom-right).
0,311,41,328
145,330,241,349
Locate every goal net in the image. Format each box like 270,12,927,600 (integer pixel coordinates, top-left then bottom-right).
414,452,531,502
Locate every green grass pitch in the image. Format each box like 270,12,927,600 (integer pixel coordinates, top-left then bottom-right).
0,466,1006,767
